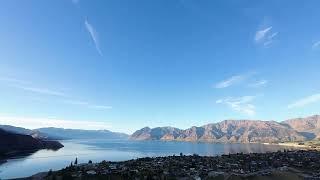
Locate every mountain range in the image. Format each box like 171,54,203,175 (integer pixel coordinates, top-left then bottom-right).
35,127,129,140
0,125,56,140
0,126,129,140
1,115,319,144
130,115,320,143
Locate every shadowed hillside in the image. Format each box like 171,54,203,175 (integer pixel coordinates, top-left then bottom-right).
0,129,63,157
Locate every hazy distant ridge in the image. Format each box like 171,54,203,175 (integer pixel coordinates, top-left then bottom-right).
36,127,129,140
0,126,129,140
0,125,55,140
131,115,320,143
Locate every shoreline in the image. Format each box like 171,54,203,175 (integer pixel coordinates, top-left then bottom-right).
263,142,320,150
32,150,320,179
262,142,307,148
2,141,319,179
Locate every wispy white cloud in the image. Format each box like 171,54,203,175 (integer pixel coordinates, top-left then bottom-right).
264,32,278,47
312,41,320,49
0,76,66,97
89,105,113,110
254,26,278,46
255,27,272,42
85,19,103,56
0,115,111,130
215,72,256,89
0,76,112,110
263,41,272,47
288,93,320,109
215,75,247,89
10,84,67,97
62,100,112,110
268,32,278,39
249,80,268,88
62,99,89,105
216,96,256,116
0,77,30,84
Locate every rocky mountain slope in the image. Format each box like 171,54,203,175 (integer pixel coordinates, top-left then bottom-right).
282,115,320,139
131,116,320,143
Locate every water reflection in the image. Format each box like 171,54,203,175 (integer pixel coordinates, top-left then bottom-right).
0,139,298,179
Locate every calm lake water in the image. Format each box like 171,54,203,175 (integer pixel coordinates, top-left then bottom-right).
0,139,299,179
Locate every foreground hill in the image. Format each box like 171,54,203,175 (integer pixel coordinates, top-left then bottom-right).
282,115,320,139
0,129,63,157
131,119,306,143
36,127,129,140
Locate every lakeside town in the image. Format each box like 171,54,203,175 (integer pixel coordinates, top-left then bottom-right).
34,150,320,180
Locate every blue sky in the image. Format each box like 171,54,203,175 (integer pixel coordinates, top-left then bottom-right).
0,0,320,133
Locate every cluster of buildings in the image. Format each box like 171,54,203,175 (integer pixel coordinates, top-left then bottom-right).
46,150,320,179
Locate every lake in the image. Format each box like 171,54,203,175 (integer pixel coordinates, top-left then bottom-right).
0,139,299,179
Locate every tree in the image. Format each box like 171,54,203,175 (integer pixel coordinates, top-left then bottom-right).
101,160,108,167
88,160,93,164
75,157,78,165
48,169,53,176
